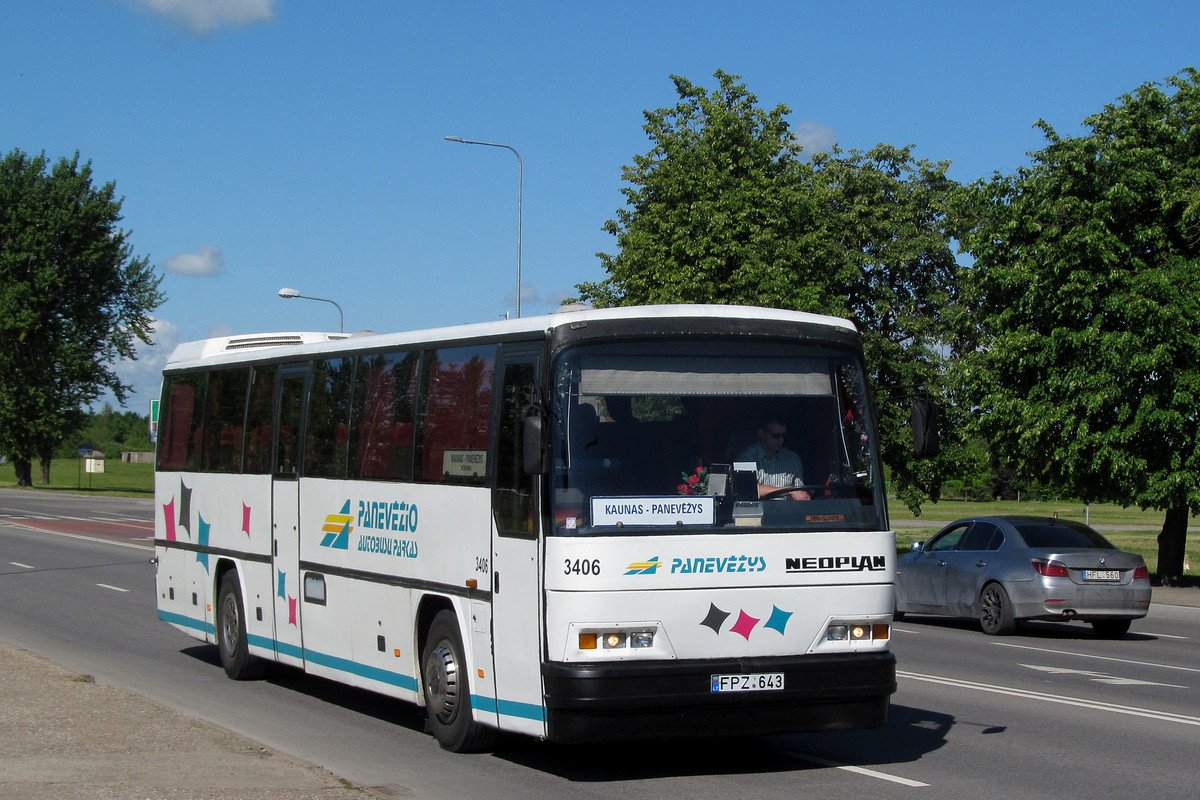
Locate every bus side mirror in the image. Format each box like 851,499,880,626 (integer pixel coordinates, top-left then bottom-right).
911,399,939,459
523,415,548,475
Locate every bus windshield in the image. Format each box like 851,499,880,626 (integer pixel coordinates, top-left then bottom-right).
550,339,883,534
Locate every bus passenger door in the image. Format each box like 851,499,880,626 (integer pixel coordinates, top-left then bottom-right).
489,349,545,737
271,365,308,668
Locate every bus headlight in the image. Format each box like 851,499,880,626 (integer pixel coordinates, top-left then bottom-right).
562,621,673,661
582,629,654,650
824,621,889,642
603,632,627,649
629,631,655,648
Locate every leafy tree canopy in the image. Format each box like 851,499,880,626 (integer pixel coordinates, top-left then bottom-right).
952,68,1200,581
0,149,164,485
575,71,960,510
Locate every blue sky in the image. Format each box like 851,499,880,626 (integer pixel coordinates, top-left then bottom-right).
5,1,1198,409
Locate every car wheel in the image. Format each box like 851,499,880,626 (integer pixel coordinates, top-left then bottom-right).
421,610,496,752
978,583,1016,635
216,571,266,680
1091,619,1131,639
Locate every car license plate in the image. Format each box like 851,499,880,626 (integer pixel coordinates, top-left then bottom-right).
1084,570,1120,581
710,673,784,692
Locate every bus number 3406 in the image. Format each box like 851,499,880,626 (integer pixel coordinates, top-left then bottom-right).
565,558,601,576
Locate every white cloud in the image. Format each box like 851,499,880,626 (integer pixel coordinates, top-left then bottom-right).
91,317,180,411
132,0,277,35
162,244,225,277
792,120,838,157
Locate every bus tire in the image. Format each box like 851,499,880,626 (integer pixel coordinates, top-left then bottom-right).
421,610,495,752
216,571,266,680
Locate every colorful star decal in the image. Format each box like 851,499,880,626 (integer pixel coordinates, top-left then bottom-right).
288,595,298,626
730,610,761,640
177,479,192,534
699,603,795,639
242,503,252,537
277,569,287,600
764,605,793,635
194,514,210,572
162,497,177,541
701,602,730,634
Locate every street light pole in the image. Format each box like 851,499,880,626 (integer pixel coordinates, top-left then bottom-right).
444,136,523,318
278,287,344,332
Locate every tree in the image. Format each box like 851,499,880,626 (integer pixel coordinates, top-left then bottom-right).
577,71,826,309
56,404,154,459
0,149,164,485
575,71,960,509
952,69,1200,583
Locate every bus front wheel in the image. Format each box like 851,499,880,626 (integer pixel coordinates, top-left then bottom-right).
421,610,495,752
216,571,266,680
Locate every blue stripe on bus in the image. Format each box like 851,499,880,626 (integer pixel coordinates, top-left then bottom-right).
158,610,547,721
158,608,215,636
304,647,419,691
473,695,547,722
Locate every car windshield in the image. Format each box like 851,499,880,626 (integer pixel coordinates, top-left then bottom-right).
1015,521,1114,549
549,340,884,535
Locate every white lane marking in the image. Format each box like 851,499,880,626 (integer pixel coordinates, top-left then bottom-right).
994,642,1200,674
96,583,130,593
10,562,35,569
899,670,1200,727
1139,631,1190,640
785,751,930,787
1020,663,1186,688
2,525,152,552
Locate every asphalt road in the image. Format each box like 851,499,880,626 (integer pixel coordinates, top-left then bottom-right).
1,488,1197,799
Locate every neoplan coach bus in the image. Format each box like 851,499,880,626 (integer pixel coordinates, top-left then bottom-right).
154,304,903,751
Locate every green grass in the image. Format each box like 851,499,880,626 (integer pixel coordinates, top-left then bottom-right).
0,458,154,497
891,497,1199,578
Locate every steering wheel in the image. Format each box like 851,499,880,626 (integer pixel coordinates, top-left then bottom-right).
760,482,854,500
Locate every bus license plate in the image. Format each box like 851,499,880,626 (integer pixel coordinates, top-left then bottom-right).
1084,570,1120,581
710,673,784,693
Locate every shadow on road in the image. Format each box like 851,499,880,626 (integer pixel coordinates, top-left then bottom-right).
179,642,964,781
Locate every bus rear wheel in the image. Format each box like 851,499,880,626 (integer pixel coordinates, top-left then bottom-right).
421,610,495,752
216,571,266,680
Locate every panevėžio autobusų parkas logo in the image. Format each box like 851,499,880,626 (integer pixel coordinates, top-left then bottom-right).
320,501,354,549
320,499,420,558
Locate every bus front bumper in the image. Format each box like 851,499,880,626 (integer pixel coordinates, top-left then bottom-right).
541,651,896,744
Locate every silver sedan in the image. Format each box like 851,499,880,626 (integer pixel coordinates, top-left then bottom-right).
895,515,1152,637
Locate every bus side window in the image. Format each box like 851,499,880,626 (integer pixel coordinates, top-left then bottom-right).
201,368,249,473
350,351,418,481
243,365,277,474
494,355,537,534
157,373,205,471
305,358,352,478
417,345,495,484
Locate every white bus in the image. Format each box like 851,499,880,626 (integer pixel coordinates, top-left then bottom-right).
154,305,899,751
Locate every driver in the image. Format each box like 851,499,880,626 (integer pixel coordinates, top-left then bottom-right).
737,414,810,500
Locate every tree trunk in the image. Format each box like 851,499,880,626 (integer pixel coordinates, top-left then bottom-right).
1156,503,1188,586
14,459,33,487
37,446,53,484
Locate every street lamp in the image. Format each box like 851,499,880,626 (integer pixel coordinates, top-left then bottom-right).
278,287,344,332
444,136,523,318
